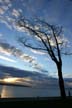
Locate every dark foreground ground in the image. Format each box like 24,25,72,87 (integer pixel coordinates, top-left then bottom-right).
0,96,72,107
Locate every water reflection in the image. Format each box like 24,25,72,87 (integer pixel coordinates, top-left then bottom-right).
0,86,60,98
1,86,14,98
0,85,63,98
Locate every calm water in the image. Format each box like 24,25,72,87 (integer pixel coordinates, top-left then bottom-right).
0,85,71,98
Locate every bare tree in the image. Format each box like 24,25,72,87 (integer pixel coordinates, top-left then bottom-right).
17,17,71,98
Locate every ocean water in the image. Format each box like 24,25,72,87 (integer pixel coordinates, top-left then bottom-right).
0,85,71,98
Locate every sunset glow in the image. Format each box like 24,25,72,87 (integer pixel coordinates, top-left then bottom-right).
3,77,18,83
0,0,72,98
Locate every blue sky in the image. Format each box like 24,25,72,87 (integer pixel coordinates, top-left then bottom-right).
0,0,72,80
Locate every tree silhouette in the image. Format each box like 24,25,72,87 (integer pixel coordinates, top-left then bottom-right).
17,18,71,98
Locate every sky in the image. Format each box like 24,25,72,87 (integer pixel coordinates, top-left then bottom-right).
0,0,72,85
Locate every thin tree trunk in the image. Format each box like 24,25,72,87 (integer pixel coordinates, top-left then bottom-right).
57,63,66,98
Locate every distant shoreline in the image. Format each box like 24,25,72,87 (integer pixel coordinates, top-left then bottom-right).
0,82,72,90
0,82,30,87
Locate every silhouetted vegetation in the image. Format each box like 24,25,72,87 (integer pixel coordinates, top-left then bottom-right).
17,18,72,98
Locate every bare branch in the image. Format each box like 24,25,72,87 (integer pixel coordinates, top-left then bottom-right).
36,29,58,62
17,17,71,97
17,17,71,64
18,37,47,51
18,19,52,56
51,26,62,63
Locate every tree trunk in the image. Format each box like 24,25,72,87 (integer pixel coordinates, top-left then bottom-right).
57,63,66,98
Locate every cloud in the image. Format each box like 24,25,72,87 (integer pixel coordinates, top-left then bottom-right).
0,76,41,87
4,0,11,3
63,72,72,78
0,42,37,64
0,42,13,56
0,33,3,37
0,46,11,56
32,62,44,70
0,0,11,4
6,16,15,23
0,42,45,72
2,77,34,86
12,9,20,18
0,8,5,14
0,0,11,15
30,49,46,55
20,53,36,63
0,16,12,29
18,9,23,13
0,1,13,29
2,5,9,11
0,55,16,63
0,65,49,87
0,0,3,3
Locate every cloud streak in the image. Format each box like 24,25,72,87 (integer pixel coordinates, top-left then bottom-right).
0,42,35,62
0,42,44,71
0,55,16,63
